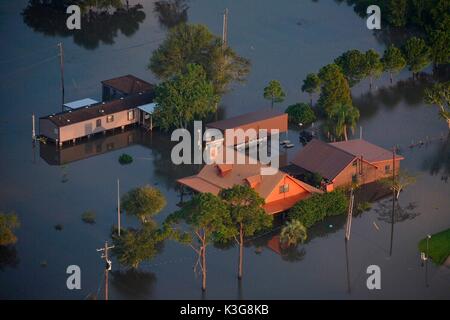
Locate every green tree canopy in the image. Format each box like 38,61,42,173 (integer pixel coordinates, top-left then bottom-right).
165,193,233,291
327,103,360,141
334,49,368,87
285,103,316,126
263,80,285,109
364,49,383,89
386,0,408,27
428,29,450,67
301,73,321,106
317,64,353,115
280,220,307,247
288,190,348,228
122,186,166,224
381,44,406,83
219,185,272,279
149,23,250,95
0,213,20,246
425,81,450,129
402,37,431,76
154,63,219,130
111,223,165,269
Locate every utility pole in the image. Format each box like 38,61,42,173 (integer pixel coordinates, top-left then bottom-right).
345,188,354,241
117,178,121,237
222,8,228,48
96,241,114,301
390,147,396,256
58,42,65,110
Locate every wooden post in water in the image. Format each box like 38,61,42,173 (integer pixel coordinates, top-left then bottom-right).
58,43,65,111
32,113,36,141
222,8,228,48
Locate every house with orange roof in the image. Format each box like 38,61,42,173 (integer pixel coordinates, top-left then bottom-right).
177,161,322,215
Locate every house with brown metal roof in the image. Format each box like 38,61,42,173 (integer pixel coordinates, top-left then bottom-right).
39,75,156,146
178,161,322,215
284,139,404,191
101,75,154,101
206,109,288,147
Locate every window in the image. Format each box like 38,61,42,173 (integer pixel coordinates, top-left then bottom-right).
279,184,289,193
106,115,114,123
128,110,135,121
352,160,358,166
385,165,391,174
352,174,358,183
96,119,101,127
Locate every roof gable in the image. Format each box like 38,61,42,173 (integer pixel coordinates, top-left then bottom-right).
330,139,402,162
291,139,356,180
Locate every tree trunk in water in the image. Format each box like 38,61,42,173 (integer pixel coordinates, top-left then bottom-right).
271,98,274,109
310,93,313,107
447,119,450,130
201,245,207,291
238,224,244,279
344,125,348,141
369,77,373,90
390,72,393,84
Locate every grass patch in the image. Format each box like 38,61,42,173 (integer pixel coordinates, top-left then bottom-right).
81,211,96,224
118,153,133,165
355,201,372,214
418,228,450,265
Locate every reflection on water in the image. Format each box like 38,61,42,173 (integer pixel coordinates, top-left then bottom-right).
355,77,431,120
22,1,146,49
154,0,188,29
0,246,19,271
422,133,450,177
374,199,420,223
110,269,156,299
39,127,199,188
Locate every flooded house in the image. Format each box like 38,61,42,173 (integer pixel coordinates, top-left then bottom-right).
283,139,404,191
206,108,288,148
177,161,322,215
39,75,156,146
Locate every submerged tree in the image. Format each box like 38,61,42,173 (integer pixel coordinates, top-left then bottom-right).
219,185,272,279
425,81,450,129
327,103,360,141
317,64,353,115
285,103,316,126
381,169,417,200
301,73,321,106
149,23,250,95
428,29,450,68
382,44,406,83
263,80,285,109
121,186,166,224
0,213,20,246
154,63,219,130
164,193,233,291
334,49,368,87
365,49,383,90
111,223,165,269
386,0,408,27
402,37,431,78
280,220,307,247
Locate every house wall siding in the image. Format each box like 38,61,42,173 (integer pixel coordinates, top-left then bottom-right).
265,176,309,203
39,118,59,141
332,158,402,188
59,108,138,142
